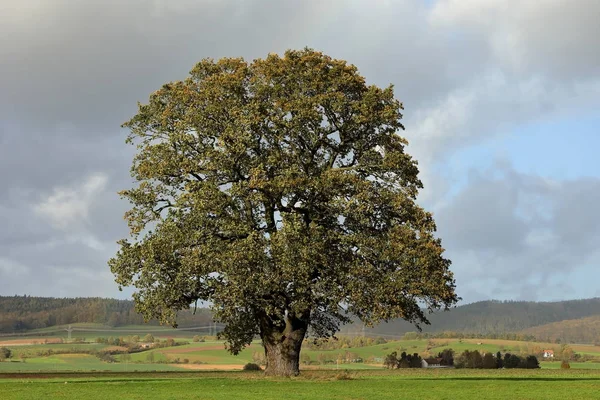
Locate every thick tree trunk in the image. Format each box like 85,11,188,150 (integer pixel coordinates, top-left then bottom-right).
260,311,309,377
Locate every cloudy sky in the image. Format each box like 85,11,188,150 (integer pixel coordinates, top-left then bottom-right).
1,0,598,303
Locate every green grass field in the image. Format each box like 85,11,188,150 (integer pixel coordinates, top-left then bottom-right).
1,370,600,400
2,333,600,399
3,333,600,373
0,355,181,373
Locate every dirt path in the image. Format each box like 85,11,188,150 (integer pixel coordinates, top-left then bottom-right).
174,363,244,370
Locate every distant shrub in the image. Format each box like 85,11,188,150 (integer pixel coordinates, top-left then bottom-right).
374,337,387,345
243,363,262,371
0,347,12,361
523,355,540,369
561,360,571,369
97,352,116,363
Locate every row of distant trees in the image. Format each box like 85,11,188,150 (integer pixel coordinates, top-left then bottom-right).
94,335,188,350
455,350,539,369
384,349,455,369
384,351,424,369
383,348,541,369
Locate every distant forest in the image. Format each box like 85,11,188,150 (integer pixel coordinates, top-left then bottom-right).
343,298,600,342
2,296,600,343
522,315,600,344
0,296,212,333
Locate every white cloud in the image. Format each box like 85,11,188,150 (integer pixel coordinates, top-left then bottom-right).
33,173,108,230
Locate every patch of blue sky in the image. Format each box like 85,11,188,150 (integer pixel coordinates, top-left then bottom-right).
425,113,599,218
448,114,600,183
503,115,600,180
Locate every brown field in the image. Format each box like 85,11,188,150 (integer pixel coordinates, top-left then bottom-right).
0,338,63,346
571,344,600,352
174,363,244,370
104,346,128,352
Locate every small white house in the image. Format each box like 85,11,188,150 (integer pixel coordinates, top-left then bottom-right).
422,357,443,368
543,350,554,358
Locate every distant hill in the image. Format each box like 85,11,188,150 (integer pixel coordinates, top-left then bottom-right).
0,296,212,333
3,296,600,342
521,315,600,344
344,298,600,339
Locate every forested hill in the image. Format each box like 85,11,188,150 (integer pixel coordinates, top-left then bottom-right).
521,315,600,344
0,296,212,333
352,298,600,337
2,296,600,338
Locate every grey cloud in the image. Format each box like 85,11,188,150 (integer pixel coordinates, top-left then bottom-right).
0,0,334,132
437,173,528,253
437,162,600,301
0,0,502,134
0,125,135,199
430,0,600,81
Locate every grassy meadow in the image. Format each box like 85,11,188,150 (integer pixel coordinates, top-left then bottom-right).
1,370,600,400
2,326,600,373
2,328,600,399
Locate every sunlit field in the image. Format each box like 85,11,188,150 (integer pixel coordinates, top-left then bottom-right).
2,370,600,400
2,328,600,373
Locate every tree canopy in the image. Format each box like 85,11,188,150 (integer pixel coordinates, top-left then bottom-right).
109,48,458,375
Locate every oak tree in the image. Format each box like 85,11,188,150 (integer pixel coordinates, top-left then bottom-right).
109,49,458,376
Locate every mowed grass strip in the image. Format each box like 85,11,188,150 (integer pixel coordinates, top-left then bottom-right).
1,370,600,400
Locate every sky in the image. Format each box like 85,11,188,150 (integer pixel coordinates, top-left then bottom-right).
0,0,599,304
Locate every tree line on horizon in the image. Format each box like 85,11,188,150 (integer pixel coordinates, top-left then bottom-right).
344,298,600,339
2,296,600,345
0,296,213,333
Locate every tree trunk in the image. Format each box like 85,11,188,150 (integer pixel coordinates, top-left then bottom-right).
260,311,309,377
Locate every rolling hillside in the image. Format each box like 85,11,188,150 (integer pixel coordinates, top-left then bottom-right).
521,315,600,344
3,296,600,342
0,296,212,333
343,298,600,339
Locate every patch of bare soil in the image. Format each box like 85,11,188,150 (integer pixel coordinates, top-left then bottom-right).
0,338,63,346
174,363,244,370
